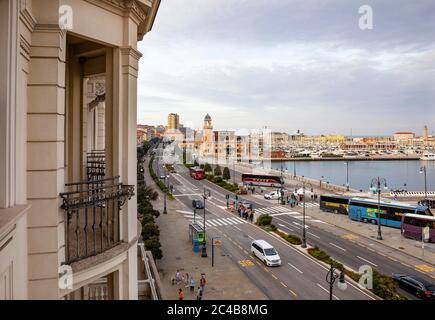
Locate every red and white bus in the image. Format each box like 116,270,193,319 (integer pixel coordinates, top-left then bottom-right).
241,174,283,188
189,167,205,180
402,213,435,243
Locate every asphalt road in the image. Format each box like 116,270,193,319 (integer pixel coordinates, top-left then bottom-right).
152,149,374,300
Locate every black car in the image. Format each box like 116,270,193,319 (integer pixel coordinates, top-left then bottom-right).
192,199,204,209
392,274,435,300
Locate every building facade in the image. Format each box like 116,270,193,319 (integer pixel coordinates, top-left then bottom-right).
0,0,160,300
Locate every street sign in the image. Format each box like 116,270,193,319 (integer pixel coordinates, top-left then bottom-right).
423,226,430,241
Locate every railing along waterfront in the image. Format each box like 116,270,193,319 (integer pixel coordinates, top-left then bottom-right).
60,176,134,264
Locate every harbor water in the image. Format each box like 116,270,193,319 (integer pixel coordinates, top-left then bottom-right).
270,160,435,192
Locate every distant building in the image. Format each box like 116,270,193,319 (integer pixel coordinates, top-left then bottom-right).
167,113,180,130
394,132,416,145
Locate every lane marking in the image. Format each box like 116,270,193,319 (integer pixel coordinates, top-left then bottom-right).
329,242,347,252
271,274,278,280
207,220,217,227
287,262,303,274
232,225,242,231
307,232,320,239
289,289,297,297
316,283,339,300
278,223,294,232
212,220,223,226
415,264,435,273
280,282,288,288
357,256,378,267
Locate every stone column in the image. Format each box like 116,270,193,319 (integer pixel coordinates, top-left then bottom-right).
27,23,66,299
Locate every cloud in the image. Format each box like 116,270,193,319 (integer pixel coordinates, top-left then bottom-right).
138,0,435,135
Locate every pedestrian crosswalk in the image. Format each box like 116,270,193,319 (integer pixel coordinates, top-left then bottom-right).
191,216,249,228
255,206,327,225
178,210,249,228
297,202,319,208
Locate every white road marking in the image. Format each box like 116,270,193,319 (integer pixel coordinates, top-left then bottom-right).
316,283,339,300
222,218,236,225
207,220,217,227
288,263,303,274
307,232,320,239
177,210,194,214
329,242,347,252
174,193,202,197
357,256,378,267
278,223,294,232
232,225,242,231
212,219,223,226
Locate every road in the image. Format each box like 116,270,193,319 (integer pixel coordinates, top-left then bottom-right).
152,147,374,300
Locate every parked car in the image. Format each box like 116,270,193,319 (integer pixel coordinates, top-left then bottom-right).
264,191,281,200
392,274,435,300
251,240,281,267
192,199,204,209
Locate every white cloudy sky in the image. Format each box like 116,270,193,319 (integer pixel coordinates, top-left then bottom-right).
137,0,435,135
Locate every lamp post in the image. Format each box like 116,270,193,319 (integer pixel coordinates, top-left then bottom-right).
280,164,286,205
420,166,427,200
162,167,168,214
295,182,312,248
293,160,296,178
345,161,350,191
370,177,387,240
320,175,324,189
326,265,347,300
201,188,211,258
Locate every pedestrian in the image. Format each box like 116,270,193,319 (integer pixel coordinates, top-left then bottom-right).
178,288,185,300
184,273,190,287
189,278,196,292
249,212,254,223
175,270,182,284
196,286,203,300
200,274,206,290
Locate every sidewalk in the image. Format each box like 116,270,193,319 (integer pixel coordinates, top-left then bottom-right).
143,157,267,300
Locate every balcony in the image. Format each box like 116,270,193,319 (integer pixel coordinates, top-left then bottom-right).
60,176,134,264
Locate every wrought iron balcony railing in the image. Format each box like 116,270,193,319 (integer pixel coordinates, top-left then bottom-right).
60,176,134,264
86,151,106,183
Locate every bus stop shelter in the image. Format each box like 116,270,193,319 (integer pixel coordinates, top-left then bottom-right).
189,222,205,252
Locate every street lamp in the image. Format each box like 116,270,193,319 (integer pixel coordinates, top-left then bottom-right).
320,175,324,189
326,265,347,300
293,160,296,178
345,161,350,191
201,188,211,258
370,177,388,240
295,181,313,248
280,164,287,205
420,166,427,200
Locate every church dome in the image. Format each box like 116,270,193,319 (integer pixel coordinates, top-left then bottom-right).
204,114,211,121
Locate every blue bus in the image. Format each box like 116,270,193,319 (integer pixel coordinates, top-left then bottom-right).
348,197,432,229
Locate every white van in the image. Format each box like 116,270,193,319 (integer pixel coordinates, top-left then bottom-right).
264,191,280,200
251,240,281,266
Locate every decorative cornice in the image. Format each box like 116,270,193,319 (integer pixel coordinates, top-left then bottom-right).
19,35,31,61
120,46,143,60
19,2,37,33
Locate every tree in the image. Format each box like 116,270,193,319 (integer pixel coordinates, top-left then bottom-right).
223,167,231,180
204,163,212,173
142,222,160,239
200,164,205,169
144,236,163,260
214,165,222,176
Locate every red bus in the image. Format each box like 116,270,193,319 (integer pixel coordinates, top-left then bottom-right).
189,167,205,180
402,213,435,243
241,174,283,188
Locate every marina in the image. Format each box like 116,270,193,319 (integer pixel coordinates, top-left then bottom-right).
269,160,435,192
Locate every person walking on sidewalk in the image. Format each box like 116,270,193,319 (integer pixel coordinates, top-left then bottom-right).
189,278,196,293
175,270,182,284
178,288,185,300
249,212,254,223
196,286,203,300
199,274,206,292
